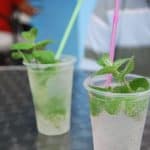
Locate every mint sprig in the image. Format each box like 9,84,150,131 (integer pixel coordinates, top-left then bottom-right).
90,54,150,118
96,54,149,92
22,28,38,42
96,54,134,83
11,28,56,64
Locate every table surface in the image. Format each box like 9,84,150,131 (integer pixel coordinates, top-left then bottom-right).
0,68,149,150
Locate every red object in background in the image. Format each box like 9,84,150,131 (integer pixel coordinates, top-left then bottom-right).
0,0,23,33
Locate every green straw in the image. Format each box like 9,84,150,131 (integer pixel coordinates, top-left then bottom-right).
55,0,84,60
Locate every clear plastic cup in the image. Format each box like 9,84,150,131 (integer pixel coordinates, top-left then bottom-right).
84,74,150,150
24,55,76,136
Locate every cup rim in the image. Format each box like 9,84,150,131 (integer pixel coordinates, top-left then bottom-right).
23,55,76,69
84,74,150,97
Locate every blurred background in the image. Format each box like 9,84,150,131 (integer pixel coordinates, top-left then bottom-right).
0,1,150,150
0,0,150,76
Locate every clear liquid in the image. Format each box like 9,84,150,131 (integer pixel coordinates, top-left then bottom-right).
91,111,147,150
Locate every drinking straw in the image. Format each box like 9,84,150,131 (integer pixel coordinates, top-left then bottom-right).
55,0,84,60
106,0,120,86
109,0,120,61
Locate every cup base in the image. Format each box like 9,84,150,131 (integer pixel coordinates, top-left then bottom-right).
36,113,70,136
38,128,70,136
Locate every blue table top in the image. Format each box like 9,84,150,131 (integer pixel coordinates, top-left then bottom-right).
0,68,149,150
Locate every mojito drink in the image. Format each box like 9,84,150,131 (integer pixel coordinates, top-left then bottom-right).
10,28,77,136
26,56,75,135
85,75,150,150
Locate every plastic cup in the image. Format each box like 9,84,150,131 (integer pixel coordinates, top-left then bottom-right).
24,55,76,136
84,74,150,150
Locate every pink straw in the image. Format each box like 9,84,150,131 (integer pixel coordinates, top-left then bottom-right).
109,0,120,61
106,0,120,86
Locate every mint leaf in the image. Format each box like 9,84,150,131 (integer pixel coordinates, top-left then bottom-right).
11,43,33,50
96,66,116,75
12,52,33,61
11,52,22,59
24,54,34,62
34,40,53,50
97,53,112,67
105,99,121,115
30,28,38,39
11,28,57,64
33,51,56,64
22,28,38,42
113,85,130,93
130,78,150,91
41,96,66,117
118,57,134,80
125,99,148,117
114,58,130,69
22,32,31,41
90,95,105,116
